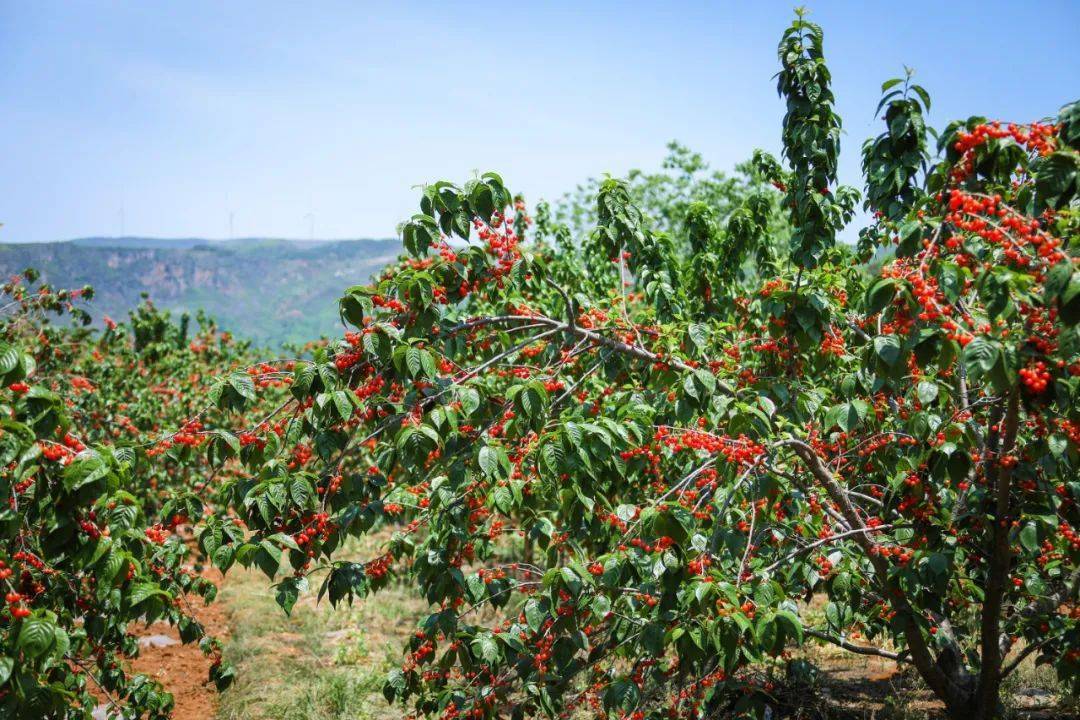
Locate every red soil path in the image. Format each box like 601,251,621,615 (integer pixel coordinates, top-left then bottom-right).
93,568,226,720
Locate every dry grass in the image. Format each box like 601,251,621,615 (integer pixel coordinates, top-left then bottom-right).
214,531,424,720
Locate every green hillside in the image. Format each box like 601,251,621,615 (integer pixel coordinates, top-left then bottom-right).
0,237,401,347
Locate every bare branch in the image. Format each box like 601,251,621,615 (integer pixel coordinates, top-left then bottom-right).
805,628,904,661
762,524,894,575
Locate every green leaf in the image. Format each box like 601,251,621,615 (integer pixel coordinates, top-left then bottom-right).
17,617,58,659
642,622,665,654
873,335,902,367
383,668,406,703
402,214,438,256
926,553,949,576
1061,271,1080,324
916,381,938,404
604,679,640,711
458,387,481,415
694,368,716,395
275,576,308,616
267,532,301,552
98,547,125,586
880,77,904,93
756,613,779,653
492,485,514,515
128,582,169,608
256,541,282,580
473,633,500,664
406,347,424,377
539,442,563,478
62,451,110,491
228,373,257,402
1019,524,1038,553
211,662,237,692
560,567,582,596
688,323,709,353
517,384,547,419
775,610,803,645
1034,151,1079,212
825,402,867,432
469,182,496,222
525,599,546,633
332,390,355,422
290,478,314,508
478,445,505,479
962,336,1000,376
868,279,898,316
911,84,932,111
213,544,236,572
339,288,374,328
824,602,847,632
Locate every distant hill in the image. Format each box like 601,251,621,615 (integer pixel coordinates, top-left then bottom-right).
0,237,402,347
69,236,226,250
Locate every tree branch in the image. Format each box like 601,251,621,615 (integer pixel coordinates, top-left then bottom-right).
777,437,968,712
804,628,904,661
761,523,894,575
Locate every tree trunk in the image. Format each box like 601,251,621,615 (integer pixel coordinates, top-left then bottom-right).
783,440,970,713
970,389,1020,720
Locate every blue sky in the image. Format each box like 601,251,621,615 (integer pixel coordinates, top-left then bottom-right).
2,1,1078,244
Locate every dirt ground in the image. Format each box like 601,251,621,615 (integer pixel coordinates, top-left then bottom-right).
91,567,227,720
128,572,227,719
